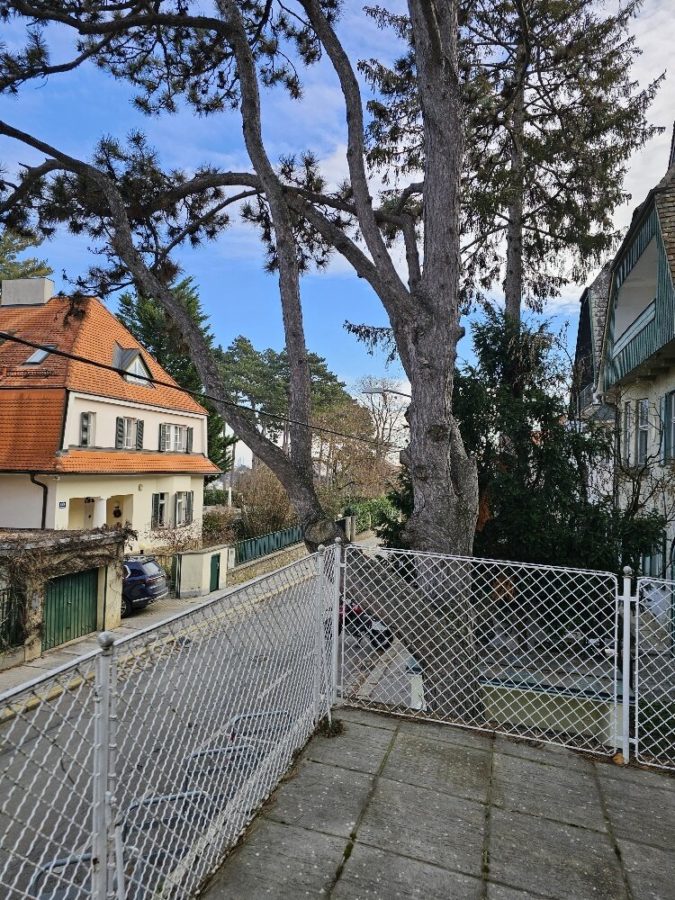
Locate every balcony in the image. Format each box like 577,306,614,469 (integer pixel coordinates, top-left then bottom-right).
608,299,658,386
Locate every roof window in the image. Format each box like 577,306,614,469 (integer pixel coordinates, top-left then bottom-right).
125,354,153,386
24,344,55,365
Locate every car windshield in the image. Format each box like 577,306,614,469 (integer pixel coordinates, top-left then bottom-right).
142,560,162,577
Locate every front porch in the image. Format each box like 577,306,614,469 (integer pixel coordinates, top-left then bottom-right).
204,707,675,900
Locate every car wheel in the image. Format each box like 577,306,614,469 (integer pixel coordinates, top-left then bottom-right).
121,596,133,619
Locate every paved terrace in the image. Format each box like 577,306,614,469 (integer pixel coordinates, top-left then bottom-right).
204,708,675,900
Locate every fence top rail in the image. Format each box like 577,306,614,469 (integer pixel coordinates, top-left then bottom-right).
348,544,619,581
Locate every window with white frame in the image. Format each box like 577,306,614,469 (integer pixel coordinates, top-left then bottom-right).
637,399,649,466
159,423,194,453
115,416,144,450
125,355,152,386
151,492,168,529
80,411,96,447
174,491,194,526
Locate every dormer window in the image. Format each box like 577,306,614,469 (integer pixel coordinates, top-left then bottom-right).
114,344,153,386
125,354,152,386
24,344,55,365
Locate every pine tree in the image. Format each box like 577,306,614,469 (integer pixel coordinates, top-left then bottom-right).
0,230,52,284
361,1,661,321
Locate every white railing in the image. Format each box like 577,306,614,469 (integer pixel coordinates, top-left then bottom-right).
1,543,673,899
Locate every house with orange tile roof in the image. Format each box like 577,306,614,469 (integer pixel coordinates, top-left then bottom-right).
0,278,220,547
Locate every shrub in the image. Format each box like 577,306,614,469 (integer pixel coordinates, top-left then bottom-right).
202,508,239,547
204,488,226,506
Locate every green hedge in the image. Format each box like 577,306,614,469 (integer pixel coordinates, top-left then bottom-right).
345,498,397,534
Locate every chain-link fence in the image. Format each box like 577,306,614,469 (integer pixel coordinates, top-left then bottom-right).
635,577,675,771
0,547,337,899
340,546,619,755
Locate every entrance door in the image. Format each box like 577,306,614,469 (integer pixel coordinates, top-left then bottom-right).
43,569,99,651
210,554,221,592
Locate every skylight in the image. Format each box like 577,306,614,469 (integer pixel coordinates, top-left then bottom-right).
24,345,55,365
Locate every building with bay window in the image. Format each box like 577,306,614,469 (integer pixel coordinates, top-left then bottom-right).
573,136,675,576
0,279,219,548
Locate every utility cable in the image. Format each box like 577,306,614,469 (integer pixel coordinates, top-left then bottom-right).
0,330,407,451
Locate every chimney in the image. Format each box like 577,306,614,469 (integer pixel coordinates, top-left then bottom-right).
0,278,55,307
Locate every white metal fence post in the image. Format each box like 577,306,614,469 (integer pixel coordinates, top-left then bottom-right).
92,631,116,900
332,538,343,704
314,546,326,726
621,566,633,763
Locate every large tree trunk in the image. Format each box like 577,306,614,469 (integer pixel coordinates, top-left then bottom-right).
503,74,526,326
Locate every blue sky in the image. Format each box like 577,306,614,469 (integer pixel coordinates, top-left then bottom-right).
1,0,673,389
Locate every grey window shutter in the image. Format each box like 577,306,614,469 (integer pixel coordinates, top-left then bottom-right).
660,396,667,464
115,417,124,449
186,427,194,454
151,493,159,527
159,423,166,452
174,492,179,524
80,412,89,446
136,419,144,450
187,491,194,524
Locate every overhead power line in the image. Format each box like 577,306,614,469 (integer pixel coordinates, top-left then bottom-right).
0,330,407,451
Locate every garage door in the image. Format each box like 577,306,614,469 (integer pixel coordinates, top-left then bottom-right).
43,569,99,651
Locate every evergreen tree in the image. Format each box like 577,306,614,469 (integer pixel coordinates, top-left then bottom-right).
0,229,52,284
382,311,665,573
117,278,234,477
361,1,661,321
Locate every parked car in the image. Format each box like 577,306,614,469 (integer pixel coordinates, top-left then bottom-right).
122,556,169,618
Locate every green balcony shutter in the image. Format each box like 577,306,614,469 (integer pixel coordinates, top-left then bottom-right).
159,423,166,452
660,396,668,464
187,491,194,524
151,492,159,528
186,427,194,454
115,417,124,449
136,419,144,450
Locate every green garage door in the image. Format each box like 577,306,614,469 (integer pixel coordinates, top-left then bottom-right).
43,569,99,651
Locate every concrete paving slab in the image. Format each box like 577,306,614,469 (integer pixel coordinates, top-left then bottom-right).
493,736,595,773
332,844,483,899
381,729,491,802
397,717,494,751
492,751,606,831
617,839,675,900
358,776,485,876
597,773,675,851
305,720,395,774
488,807,627,900
266,759,373,838
593,758,675,793
203,818,345,898
336,707,399,730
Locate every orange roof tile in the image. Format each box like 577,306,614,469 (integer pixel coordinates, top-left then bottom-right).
54,450,220,475
0,388,66,470
0,296,207,415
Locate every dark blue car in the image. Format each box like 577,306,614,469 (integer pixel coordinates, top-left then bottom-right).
122,556,169,618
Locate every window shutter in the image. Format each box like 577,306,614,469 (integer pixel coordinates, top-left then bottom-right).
80,412,89,447
151,492,159,528
136,419,144,450
174,492,179,524
660,396,668,464
186,427,194,454
115,417,124,449
159,423,166,452
187,491,194,524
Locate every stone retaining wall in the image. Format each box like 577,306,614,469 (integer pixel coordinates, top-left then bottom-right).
226,542,309,586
